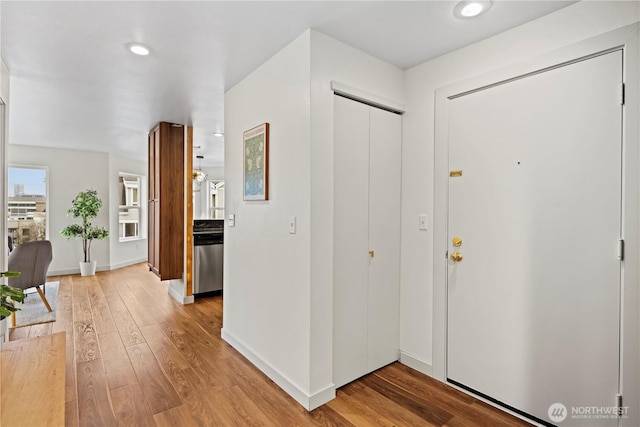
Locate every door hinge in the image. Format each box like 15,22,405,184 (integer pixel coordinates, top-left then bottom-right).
616,393,623,417
617,239,625,261
620,83,626,106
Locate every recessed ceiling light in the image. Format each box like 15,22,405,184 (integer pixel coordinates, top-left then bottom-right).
454,1,492,19
128,43,150,56
213,132,224,137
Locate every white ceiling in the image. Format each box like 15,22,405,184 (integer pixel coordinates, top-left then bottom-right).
1,1,574,167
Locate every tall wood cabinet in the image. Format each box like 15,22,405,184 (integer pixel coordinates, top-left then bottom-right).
333,95,402,388
148,122,185,281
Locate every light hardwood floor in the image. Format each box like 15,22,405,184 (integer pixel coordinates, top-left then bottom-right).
10,263,530,426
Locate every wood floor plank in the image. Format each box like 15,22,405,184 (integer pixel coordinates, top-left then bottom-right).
162,366,222,426
153,319,237,392
120,291,157,328
125,342,182,415
73,318,100,363
377,362,476,406
324,390,385,427
52,277,74,334
1,333,66,427
9,325,30,341
308,404,358,427
374,363,529,426
210,384,273,426
139,324,208,404
360,373,454,425
76,358,117,426
72,276,101,363
110,383,156,427
65,400,79,427
114,309,146,346
98,275,147,347
140,324,190,370
185,298,221,336
99,331,138,390
64,402,80,427
48,278,78,403
232,356,320,426
341,380,443,427
154,404,199,427
117,272,164,309
28,321,53,337
86,276,118,335
8,263,532,427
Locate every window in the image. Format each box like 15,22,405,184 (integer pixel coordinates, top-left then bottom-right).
208,181,225,219
7,166,48,247
118,173,142,241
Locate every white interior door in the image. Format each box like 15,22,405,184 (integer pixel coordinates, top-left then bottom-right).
333,95,401,388
334,96,371,388
368,106,401,372
447,50,623,426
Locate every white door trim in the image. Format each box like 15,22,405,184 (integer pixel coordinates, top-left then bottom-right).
433,23,639,425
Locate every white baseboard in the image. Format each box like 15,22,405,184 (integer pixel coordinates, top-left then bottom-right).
109,257,148,270
47,258,147,277
308,384,336,411
399,351,433,376
47,265,109,276
221,328,335,411
167,280,194,305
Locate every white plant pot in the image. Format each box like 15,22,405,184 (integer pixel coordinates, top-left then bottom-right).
79,261,97,276
0,316,10,349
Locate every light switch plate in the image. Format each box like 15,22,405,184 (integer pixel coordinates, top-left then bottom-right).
228,214,235,227
419,214,428,230
288,216,296,234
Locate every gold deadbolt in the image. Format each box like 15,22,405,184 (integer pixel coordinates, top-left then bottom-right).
369,250,375,258
452,236,462,247
450,170,463,177
450,251,463,262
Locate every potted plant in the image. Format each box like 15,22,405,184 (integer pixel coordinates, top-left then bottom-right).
0,271,23,347
60,189,109,276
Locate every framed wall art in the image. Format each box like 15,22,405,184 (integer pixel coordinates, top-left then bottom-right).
243,123,269,201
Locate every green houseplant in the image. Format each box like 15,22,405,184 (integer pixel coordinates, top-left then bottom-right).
0,271,23,347
60,189,109,276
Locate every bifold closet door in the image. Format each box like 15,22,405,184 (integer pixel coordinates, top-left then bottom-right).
367,106,401,371
333,95,401,388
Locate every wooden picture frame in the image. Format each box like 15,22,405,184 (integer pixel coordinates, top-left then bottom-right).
243,123,269,201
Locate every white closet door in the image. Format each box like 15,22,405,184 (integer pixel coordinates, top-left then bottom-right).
447,50,622,426
368,106,401,371
333,95,371,388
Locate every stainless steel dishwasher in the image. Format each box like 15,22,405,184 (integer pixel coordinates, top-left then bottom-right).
193,220,224,296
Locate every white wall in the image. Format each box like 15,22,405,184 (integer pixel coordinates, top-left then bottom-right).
223,30,314,405
7,147,147,274
223,29,404,409
108,153,148,269
400,0,640,374
308,29,404,401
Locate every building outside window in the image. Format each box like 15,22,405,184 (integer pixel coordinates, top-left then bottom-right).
119,173,142,240
7,166,47,247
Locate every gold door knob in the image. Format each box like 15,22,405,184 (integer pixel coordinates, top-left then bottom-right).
369,250,375,258
450,251,463,262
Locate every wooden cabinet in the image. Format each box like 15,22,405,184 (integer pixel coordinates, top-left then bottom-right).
148,122,184,280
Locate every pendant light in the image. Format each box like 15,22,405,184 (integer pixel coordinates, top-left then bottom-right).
193,155,207,182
